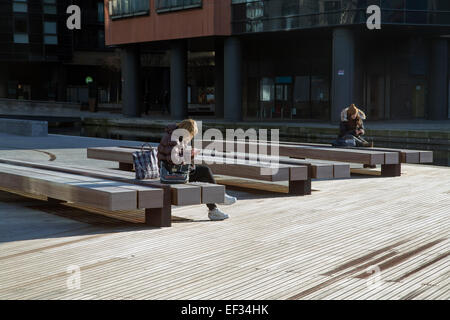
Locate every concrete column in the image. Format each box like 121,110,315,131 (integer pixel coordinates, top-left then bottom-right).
331,28,355,122
170,40,187,120
215,39,224,118
429,38,448,120
224,36,242,121
121,45,142,117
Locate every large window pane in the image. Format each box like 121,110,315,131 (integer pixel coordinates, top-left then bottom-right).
44,35,58,45
44,21,57,34
232,0,450,33
98,2,105,22
259,77,274,119
13,3,27,13
293,76,310,119
14,33,29,43
43,5,57,14
311,76,330,120
110,0,150,18
156,0,202,12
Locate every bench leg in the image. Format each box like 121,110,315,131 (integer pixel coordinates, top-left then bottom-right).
381,164,401,177
289,179,311,196
144,187,172,227
119,162,133,171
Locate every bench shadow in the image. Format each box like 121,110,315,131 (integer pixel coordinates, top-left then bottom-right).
0,191,166,244
220,186,321,200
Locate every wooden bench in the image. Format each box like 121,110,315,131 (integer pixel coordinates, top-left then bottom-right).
0,158,225,228
274,141,434,164
117,145,348,179
199,154,311,195
201,140,403,177
87,146,314,196
204,151,350,179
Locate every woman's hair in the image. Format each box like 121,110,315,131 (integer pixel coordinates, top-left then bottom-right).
347,104,363,126
177,119,198,137
347,104,359,118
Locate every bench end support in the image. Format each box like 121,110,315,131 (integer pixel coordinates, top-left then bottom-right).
144,187,172,227
381,164,401,177
289,179,312,196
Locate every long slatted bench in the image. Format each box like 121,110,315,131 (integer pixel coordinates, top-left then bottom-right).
0,158,225,227
0,162,164,224
118,145,347,179
199,154,311,195
87,146,313,196
287,142,433,164
201,140,402,177
204,151,350,179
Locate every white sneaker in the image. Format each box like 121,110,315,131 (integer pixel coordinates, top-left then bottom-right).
223,194,237,206
208,208,229,221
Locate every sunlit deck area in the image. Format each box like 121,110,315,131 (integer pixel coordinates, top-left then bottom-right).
0,136,448,300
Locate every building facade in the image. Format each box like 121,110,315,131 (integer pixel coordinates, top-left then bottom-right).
0,0,120,104
106,0,450,121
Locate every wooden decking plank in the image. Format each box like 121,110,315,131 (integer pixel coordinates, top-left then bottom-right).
0,163,447,300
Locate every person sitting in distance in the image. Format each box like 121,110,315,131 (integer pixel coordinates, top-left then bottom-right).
339,104,370,147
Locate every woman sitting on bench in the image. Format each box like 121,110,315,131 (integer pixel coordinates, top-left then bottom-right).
338,104,370,147
158,119,237,221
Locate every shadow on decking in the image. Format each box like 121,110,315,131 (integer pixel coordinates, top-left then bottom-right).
0,187,289,243
0,190,158,243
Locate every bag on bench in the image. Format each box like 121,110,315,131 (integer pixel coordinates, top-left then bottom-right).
133,144,160,180
160,162,191,184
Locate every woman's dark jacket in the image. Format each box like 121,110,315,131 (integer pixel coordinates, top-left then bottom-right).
157,124,181,165
157,124,194,167
338,108,366,138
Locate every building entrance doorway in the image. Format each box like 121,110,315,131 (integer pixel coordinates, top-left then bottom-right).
274,80,293,119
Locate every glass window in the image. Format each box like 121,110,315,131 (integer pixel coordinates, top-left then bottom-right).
98,2,105,22
260,77,274,102
14,33,29,43
14,15,28,44
110,0,150,18
44,21,57,34
13,0,27,13
44,0,57,14
232,0,450,34
259,77,274,119
293,76,310,119
311,76,330,120
44,21,57,45
156,0,202,12
98,30,105,48
44,35,57,45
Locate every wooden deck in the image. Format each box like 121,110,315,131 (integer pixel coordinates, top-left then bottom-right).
0,164,448,300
